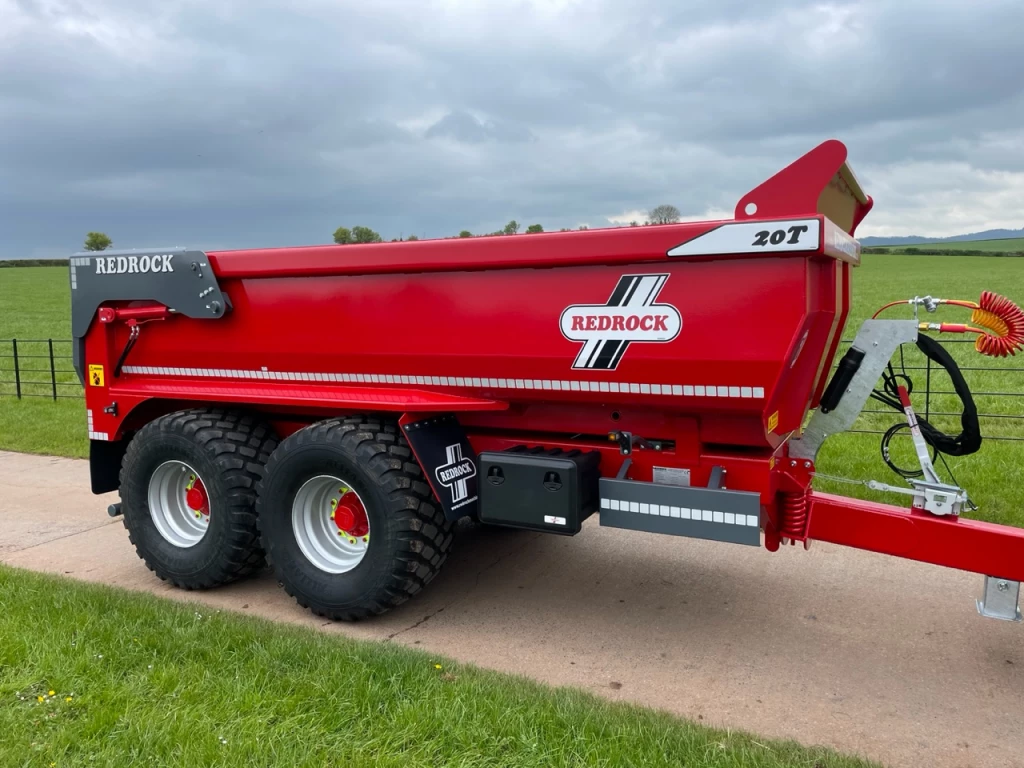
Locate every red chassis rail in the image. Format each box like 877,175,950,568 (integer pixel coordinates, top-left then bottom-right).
808,492,1024,582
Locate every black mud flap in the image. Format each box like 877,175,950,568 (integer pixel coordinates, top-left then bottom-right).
400,413,479,522
90,438,129,495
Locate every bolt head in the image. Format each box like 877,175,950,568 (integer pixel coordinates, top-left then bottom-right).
790,460,797,467
997,580,1010,592
803,461,811,469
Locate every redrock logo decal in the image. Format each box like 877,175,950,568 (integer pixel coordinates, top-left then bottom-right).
560,273,682,370
435,443,478,506
94,254,175,275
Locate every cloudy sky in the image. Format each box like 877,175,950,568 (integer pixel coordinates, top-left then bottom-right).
3,0,1023,258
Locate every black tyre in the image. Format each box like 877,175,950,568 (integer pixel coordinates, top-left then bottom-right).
256,416,453,621
119,408,278,589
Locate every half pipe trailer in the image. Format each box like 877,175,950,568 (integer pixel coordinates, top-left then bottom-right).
70,139,1023,623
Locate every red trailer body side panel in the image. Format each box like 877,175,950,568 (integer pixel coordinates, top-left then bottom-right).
91,249,844,459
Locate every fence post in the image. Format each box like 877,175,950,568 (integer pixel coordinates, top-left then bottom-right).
48,339,57,401
12,339,21,399
924,353,931,421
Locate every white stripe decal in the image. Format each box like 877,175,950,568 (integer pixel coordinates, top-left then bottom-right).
118,365,766,399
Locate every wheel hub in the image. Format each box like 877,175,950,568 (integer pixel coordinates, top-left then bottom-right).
332,490,368,537
147,461,211,548
185,476,209,517
291,475,371,574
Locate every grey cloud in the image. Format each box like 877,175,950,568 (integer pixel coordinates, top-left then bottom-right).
2,0,1023,258
426,110,534,144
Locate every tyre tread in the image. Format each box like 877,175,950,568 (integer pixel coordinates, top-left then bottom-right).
257,416,452,621
120,408,278,589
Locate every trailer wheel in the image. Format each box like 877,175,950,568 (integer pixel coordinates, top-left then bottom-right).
119,408,278,589
256,417,453,621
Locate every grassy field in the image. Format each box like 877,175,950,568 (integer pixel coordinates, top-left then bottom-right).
0,565,876,768
1,259,1023,526
0,267,86,456
921,236,1024,252
816,254,1024,527
869,236,1024,253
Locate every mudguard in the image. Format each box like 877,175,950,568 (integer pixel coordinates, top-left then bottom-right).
400,413,480,521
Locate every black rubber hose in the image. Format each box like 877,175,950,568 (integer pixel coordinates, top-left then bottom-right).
820,347,865,413
913,334,982,456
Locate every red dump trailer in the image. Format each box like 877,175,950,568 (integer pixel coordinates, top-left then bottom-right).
71,139,1023,623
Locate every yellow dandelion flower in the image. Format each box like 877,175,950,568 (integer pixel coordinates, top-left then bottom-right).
48,690,55,696
37,696,44,702
434,664,442,670
65,697,73,703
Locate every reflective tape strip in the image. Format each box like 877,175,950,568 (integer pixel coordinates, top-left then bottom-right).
120,365,765,400
600,497,759,528
70,256,90,289
88,431,109,441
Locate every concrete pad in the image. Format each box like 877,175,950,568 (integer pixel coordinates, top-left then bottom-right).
0,450,118,554
2,450,1022,768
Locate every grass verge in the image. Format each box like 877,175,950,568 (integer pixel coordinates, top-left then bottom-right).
0,565,876,768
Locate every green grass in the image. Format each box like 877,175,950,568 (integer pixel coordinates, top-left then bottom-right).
0,265,72,338
0,266,86,457
868,237,1024,256
927,236,1024,252
2,259,1023,525
0,565,876,768
815,254,1024,528
882,237,1024,253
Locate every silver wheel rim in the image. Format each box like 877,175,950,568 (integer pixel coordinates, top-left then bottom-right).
292,475,371,574
147,460,211,548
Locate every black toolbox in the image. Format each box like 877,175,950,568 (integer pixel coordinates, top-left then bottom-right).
477,446,601,534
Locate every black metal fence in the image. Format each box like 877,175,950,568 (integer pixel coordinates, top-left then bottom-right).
841,337,1024,443
1,337,1023,441
0,339,81,400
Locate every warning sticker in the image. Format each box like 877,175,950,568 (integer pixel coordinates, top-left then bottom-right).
767,410,779,433
88,364,105,387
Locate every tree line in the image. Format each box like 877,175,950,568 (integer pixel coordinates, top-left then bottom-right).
79,205,683,252
331,204,682,244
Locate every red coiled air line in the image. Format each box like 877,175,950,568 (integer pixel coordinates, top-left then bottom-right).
875,292,1024,358
970,291,1024,357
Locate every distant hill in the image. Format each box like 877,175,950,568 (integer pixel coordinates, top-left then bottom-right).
861,227,1024,247
862,237,1024,255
